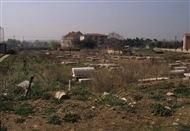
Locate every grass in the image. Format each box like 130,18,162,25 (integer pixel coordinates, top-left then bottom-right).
14,105,34,116
63,114,81,123
150,94,165,101
43,108,57,116
48,115,61,125
100,94,125,106
150,104,173,117
15,118,25,124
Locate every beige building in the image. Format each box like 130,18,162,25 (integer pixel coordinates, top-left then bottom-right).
61,31,83,47
80,33,108,47
183,33,190,50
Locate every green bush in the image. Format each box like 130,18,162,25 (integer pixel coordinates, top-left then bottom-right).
14,106,34,116
51,98,63,105
174,85,190,96
41,93,52,100
43,108,56,116
150,94,165,101
0,127,7,131
0,101,14,111
151,104,173,117
100,94,125,106
71,87,94,101
63,114,81,123
132,94,143,101
48,115,61,125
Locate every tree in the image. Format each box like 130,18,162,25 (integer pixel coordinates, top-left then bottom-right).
108,32,123,55
79,38,96,49
50,40,61,50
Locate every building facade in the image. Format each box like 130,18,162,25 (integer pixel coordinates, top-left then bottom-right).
80,33,108,47
183,33,190,50
61,31,83,47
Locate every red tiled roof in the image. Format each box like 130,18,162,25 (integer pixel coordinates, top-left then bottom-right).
65,31,82,37
84,33,107,37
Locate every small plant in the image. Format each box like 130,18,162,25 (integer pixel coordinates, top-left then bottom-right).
0,101,14,111
43,108,56,116
14,106,34,116
151,104,173,117
179,125,190,131
48,115,61,125
42,93,52,100
0,127,7,131
121,105,136,113
153,82,173,90
51,98,63,105
150,94,165,101
63,114,81,123
174,85,190,96
70,87,94,101
15,118,25,124
132,94,143,101
100,94,125,106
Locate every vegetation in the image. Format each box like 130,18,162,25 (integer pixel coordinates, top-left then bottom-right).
48,115,61,125
50,40,61,50
63,114,81,123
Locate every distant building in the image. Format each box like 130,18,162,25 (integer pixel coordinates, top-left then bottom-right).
80,33,108,47
183,33,190,50
61,31,83,47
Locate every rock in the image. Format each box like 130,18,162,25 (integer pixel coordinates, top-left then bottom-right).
18,80,34,87
166,92,175,96
173,122,179,126
103,92,109,96
121,98,127,101
55,91,67,99
91,106,96,110
164,106,171,110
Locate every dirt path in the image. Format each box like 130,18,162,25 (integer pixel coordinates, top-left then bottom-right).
0,54,10,62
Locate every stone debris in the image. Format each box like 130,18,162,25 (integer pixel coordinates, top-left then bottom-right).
55,91,67,99
166,92,175,96
18,80,34,87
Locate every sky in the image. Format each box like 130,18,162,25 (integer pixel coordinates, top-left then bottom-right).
0,0,189,41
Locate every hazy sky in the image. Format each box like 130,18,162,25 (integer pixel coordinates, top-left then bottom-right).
0,0,189,41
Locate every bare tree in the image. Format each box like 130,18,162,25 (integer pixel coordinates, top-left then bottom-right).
108,32,123,55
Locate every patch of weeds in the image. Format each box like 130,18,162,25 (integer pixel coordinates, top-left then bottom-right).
150,104,173,117
138,85,148,92
70,87,95,101
13,86,25,96
27,84,44,100
178,125,190,131
41,93,52,100
100,94,125,106
0,127,7,131
153,82,174,90
121,105,136,113
15,118,25,124
48,115,61,125
14,105,34,116
185,101,190,105
51,98,63,105
63,114,81,123
150,124,164,131
171,104,182,110
132,94,143,101
150,94,165,101
43,108,56,116
0,101,14,111
84,112,95,120
174,85,190,97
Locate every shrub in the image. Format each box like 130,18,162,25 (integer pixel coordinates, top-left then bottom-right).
51,98,63,105
43,108,56,116
150,94,165,101
0,101,14,111
70,87,94,101
100,94,125,106
14,106,34,116
41,93,52,100
48,115,61,125
174,84,190,96
132,94,143,101
63,114,81,123
151,104,173,117
84,112,95,120
0,127,7,131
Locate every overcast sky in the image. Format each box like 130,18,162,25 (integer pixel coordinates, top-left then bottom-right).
0,0,189,41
